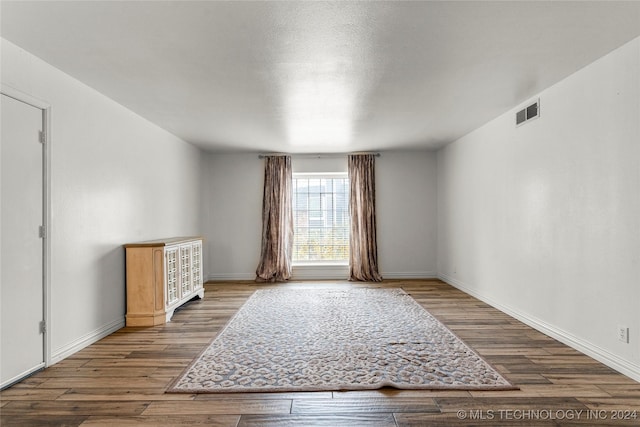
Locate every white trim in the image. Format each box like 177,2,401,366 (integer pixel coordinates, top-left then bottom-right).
207,270,437,281
293,261,349,266
0,362,45,390
293,172,348,179
381,271,438,279
438,273,640,382
208,269,351,281
43,105,52,368
1,84,50,109
0,85,53,372
207,273,256,281
50,318,124,366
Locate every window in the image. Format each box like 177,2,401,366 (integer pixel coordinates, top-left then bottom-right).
292,173,349,263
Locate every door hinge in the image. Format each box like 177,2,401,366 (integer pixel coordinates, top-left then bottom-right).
39,321,46,334
39,225,46,238
39,131,46,144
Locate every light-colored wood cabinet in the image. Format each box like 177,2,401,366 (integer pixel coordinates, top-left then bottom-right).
124,237,204,327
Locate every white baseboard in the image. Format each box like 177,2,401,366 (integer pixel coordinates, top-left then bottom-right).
438,273,640,383
381,271,437,279
1,362,46,389
207,270,437,282
206,273,256,281
50,318,124,366
207,267,351,282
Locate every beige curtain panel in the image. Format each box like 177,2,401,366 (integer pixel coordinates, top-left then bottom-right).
348,154,383,282
255,156,294,282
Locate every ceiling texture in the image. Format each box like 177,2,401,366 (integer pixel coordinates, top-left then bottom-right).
2,1,640,154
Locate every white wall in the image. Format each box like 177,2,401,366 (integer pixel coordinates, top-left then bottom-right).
437,37,640,380
201,153,263,280
377,151,438,278
1,39,203,363
203,151,438,280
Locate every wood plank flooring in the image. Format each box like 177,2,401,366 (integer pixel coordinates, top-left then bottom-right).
2,279,639,426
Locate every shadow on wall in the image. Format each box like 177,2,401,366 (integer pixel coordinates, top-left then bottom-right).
95,244,127,323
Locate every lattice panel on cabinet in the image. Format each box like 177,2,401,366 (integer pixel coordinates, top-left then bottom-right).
192,242,202,289
180,246,192,296
166,248,179,305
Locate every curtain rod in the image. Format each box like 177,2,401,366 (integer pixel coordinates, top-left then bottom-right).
258,152,381,159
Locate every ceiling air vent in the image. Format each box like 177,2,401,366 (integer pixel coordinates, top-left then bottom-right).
516,99,540,126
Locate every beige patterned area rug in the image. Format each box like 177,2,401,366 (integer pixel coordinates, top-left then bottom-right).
168,288,516,393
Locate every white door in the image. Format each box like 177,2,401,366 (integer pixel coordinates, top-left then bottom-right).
1,93,45,388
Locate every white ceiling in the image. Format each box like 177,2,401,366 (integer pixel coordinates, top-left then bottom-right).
2,1,639,153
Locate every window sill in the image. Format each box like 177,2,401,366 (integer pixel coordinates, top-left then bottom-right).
292,262,349,268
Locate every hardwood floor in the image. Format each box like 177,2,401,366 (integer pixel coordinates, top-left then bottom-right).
2,279,639,426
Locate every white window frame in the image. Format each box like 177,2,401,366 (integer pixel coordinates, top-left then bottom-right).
292,172,349,266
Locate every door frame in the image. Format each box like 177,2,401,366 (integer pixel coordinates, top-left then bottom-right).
1,84,51,369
